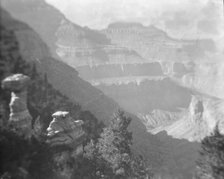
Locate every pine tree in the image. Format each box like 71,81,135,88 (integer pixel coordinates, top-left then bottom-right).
96,111,132,178
195,125,224,179
90,111,150,179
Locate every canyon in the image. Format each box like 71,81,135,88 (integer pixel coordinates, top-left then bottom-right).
53,19,224,142
2,0,224,178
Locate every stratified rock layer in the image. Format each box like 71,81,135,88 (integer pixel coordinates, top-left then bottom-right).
149,95,224,142
1,74,32,136
47,111,85,147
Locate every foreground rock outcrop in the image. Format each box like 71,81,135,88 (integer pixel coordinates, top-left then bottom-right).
47,111,85,148
46,111,86,179
1,74,32,137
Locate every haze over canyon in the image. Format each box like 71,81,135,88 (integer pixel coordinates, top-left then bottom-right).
1,0,224,178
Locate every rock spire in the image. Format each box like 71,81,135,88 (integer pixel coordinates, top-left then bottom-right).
1,74,32,137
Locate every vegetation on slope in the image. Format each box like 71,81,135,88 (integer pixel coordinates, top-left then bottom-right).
195,125,224,179
0,8,149,179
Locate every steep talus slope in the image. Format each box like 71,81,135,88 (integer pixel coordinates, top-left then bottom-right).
0,11,83,131
1,0,65,55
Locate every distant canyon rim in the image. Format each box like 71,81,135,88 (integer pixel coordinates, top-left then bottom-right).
55,20,224,141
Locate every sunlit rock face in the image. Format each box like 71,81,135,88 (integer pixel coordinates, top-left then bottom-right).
1,74,32,137
150,95,224,142
138,110,182,131
47,111,85,147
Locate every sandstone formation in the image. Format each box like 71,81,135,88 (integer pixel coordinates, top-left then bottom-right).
149,95,224,142
139,109,182,130
46,111,86,179
47,111,85,147
1,74,32,137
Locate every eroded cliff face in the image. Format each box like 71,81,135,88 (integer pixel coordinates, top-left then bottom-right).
55,21,196,79
55,20,147,68
1,0,65,56
100,22,224,101
149,95,224,141
102,22,217,61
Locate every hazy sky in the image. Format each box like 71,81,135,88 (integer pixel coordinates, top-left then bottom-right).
46,0,224,40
